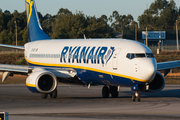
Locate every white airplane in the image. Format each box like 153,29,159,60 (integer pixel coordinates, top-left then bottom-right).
0,0,180,101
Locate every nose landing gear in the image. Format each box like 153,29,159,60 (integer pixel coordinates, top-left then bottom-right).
131,84,141,102
132,91,140,102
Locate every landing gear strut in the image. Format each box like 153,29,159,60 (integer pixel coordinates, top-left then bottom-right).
102,86,119,98
50,89,57,98
110,86,119,98
41,93,48,99
132,91,140,102
41,88,58,99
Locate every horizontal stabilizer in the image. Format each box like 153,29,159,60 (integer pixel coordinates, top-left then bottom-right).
0,44,24,50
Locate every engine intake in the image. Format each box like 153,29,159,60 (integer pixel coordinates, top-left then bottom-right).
139,71,165,92
26,70,57,93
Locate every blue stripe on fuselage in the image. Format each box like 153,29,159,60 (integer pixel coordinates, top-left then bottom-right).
27,62,145,87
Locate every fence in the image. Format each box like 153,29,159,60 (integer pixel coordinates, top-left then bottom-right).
0,48,24,54
149,45,180,52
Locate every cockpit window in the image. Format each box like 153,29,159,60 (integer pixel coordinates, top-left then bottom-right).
131,54,135,59
126,53,131,59
146,53,154,58
126,53,135,59
126,53,154,60
135,54,146,58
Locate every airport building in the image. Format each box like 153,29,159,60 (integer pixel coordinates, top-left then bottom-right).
118,30,180,51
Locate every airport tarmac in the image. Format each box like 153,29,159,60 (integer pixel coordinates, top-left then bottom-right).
0,84,180,120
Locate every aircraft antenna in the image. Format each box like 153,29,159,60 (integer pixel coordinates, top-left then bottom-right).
84,34,86,40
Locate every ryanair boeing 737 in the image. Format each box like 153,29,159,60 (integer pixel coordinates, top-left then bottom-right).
0,0,180,101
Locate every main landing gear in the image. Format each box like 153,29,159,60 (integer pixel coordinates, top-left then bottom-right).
41,88,58,99
102,86,119,98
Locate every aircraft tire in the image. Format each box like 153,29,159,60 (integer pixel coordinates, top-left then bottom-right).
41,93,48,99
137,93,141,102
102,86,109,98
50,89,57,98
132,92,140,102
110,86,118,98
132,93,136,102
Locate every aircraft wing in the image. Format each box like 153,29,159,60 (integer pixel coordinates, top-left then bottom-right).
0,44,24,50
157,60,180,70
0,64,32,73
0,64,77,82
0,64,32,82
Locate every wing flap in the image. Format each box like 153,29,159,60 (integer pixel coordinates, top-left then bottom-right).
0,64,32,73
0,64,32,82
2,72,11,82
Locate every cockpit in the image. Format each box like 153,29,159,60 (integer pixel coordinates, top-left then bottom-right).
126,53,154,60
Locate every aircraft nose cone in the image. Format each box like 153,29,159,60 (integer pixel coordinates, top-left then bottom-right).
139,59,157,81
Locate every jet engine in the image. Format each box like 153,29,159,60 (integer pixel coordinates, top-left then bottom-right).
139,71,165,92
26,70,57,93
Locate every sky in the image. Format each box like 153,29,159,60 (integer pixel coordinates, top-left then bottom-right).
0,0,180,21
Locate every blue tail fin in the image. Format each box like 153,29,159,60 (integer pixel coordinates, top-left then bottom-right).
25,0,51,42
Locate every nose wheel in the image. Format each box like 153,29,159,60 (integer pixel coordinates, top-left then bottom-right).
132,91,140,102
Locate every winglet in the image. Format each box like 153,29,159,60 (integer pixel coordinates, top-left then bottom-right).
25,0,51,42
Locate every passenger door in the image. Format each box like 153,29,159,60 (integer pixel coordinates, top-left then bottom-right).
112,48,121,70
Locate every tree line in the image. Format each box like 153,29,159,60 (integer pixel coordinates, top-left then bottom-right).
0,0,180,45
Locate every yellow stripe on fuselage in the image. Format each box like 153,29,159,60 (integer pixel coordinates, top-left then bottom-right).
26,83,36,87
25,58,149,83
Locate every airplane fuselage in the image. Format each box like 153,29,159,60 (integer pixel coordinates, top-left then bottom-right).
24,39,157,87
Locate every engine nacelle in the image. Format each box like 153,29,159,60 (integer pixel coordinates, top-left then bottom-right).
139,71,165,92
26,70,57,93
